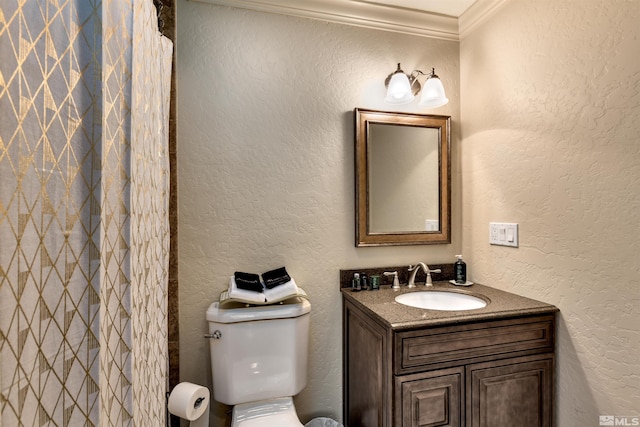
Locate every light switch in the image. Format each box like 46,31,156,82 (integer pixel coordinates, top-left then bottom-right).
489,222,519,247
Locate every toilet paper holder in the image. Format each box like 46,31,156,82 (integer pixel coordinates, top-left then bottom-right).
167,382,210,427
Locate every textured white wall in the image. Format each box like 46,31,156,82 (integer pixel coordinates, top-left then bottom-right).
460,0,640,425
176,1,461,424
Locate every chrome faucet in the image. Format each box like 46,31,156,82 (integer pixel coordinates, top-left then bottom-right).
408,262,442,287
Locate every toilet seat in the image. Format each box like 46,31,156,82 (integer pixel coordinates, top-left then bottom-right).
231,397,304,427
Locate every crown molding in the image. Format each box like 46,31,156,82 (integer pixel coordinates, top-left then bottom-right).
458,0,508,39
191,0,460,41
190,0,506,41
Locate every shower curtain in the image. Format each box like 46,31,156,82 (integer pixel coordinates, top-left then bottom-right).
0,1,172,425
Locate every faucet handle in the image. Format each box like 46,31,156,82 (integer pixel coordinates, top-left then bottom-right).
425,268,442,286
383,271,400,289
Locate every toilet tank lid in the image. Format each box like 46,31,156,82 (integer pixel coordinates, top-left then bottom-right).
206,298,311,323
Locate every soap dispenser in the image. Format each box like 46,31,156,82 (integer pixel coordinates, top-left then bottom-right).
454,255,467,284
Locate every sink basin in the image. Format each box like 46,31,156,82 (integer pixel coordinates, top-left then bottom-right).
395,291,488,311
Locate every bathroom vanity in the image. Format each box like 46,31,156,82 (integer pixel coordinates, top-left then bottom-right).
341,276,558,427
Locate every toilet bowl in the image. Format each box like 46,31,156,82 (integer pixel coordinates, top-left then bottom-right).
206,298,311,427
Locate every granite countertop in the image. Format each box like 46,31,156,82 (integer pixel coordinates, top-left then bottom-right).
341,281,559,330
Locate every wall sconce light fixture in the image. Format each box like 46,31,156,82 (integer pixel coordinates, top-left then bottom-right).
384,63,449,108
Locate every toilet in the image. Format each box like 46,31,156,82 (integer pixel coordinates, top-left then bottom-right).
206,298,311,427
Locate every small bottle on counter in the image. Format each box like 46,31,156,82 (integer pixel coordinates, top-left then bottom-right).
454,255,467,284
370,275,380,290
360,273,369,291
352,273,361,292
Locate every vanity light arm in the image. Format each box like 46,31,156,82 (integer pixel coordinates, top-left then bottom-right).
409,68,437,82
409,68,435,78
407,70,423,91
406,69,432,95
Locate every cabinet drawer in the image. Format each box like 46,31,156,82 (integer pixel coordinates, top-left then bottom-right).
395,315,554,373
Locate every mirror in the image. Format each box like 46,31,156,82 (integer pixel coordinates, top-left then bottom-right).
355,108,451,246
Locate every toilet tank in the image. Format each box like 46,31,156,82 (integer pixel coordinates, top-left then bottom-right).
206,298,311,406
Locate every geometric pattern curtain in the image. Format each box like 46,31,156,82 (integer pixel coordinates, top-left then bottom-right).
0,1,172,425
130,1,172,425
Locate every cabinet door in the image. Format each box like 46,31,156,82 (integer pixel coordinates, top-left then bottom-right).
467,354,554,427
395,367,463,427
344,300,392,427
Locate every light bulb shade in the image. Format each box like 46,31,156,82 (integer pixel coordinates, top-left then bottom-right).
385,72,414,105
419,76,449,108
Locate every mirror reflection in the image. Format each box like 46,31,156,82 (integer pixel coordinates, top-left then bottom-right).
368,124,440,233
355,109,451,246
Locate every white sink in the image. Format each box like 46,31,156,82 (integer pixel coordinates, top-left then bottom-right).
395,290,488,311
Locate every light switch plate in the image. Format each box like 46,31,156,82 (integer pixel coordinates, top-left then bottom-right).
489,222,519,247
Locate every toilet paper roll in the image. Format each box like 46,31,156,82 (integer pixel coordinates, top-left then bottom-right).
168,382,210,423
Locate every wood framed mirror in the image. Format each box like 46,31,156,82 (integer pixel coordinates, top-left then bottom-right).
355,108,451,246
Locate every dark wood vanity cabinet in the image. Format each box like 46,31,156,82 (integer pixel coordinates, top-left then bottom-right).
343,299,556,427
